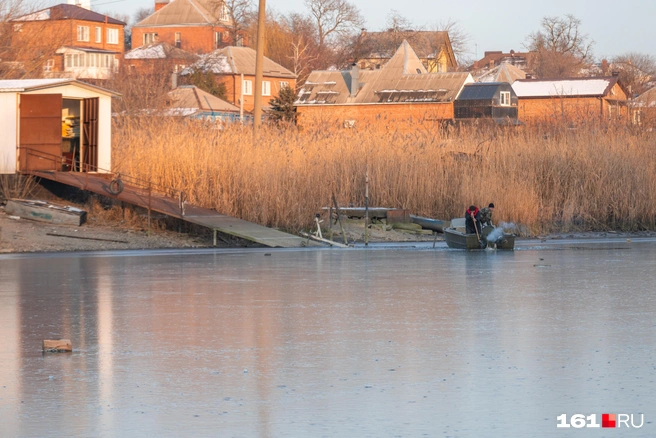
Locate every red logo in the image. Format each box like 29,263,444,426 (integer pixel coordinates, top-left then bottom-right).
602,414,616,428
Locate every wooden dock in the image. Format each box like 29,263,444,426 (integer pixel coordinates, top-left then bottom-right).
26,170,316,248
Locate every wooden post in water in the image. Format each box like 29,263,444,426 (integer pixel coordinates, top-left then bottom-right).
329,206,333,242
147,184,152,238
364,167,369,246
332,192,348,245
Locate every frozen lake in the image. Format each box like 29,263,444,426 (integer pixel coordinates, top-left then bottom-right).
1,239,655,437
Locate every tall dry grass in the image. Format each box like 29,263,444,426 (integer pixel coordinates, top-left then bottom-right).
112,117,656,235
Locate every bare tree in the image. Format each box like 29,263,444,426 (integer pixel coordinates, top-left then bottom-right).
611,52,655,95
209,0,253,46
304,0,363,49
430,19,470,64
525,14,594,78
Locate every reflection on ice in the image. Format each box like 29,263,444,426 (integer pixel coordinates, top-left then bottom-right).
1,240,655,437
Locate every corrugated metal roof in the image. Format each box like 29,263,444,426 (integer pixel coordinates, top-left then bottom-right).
476,63,526,84
0,79,119,96
134,0,227,27
12,4,125,25
183,46,296,78
512,78,618,98
297,41,472,105
168,86,240,112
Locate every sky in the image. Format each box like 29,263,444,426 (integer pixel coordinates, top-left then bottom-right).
48,0,656,60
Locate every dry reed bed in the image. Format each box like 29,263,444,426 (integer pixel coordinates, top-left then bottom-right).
112,117,656,235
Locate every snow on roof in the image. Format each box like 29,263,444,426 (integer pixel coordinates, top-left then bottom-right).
512,78,614,98
0,79,72,92
125,44,167,59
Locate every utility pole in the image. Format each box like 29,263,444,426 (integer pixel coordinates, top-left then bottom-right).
253,0,266,134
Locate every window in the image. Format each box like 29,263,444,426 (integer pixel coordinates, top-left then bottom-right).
214,31,223,48
77,26,90,42
107,28,119,44
262,81,270,96
235,34,243,47
95,27,101,43
243,79,252,96
219,4,230,21
44,59,54,72
143,33,158,45
175,32,181,48
279,81,289,90
65,54,72,68
500,91,511,106
13,23,23,32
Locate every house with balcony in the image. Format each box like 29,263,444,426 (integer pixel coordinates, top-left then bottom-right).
9,2,125,80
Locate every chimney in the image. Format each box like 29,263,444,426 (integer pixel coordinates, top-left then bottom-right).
155,0,169,12
350,64,359,97
601,59,609,75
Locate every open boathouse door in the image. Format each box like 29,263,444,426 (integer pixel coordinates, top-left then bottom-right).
1,79,118,176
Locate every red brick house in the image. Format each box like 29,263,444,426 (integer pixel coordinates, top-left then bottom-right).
9,4,125,80
182,46,296,111
131,0,247,53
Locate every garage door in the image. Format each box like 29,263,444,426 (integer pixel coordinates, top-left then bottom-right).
19,94,62,171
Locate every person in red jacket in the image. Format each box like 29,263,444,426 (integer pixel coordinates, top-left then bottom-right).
465,205,482,235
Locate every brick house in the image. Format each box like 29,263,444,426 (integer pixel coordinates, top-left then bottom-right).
354,30,457,73
131,0,247,52
512,77,630,124
182,46,297,112
9,3,125,80
295,41,473,130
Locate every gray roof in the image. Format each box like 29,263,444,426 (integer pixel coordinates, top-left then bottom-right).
457,83,508,100
134,0,229,27
183,46,296,78
633,87,656,107
297,41,472,105
168,86,240,112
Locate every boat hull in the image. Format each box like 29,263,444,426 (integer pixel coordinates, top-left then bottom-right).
410,215,449,232
444,227,515,250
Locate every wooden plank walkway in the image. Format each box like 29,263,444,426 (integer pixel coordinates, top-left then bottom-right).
27,170,317,248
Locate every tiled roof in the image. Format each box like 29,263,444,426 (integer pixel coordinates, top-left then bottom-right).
12,4,125,25
134,0,229,27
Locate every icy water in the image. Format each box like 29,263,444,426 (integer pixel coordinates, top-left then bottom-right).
1,240,655,438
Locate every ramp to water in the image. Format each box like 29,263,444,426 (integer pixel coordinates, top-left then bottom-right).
27,170,314,248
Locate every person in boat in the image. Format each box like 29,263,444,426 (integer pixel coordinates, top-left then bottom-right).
480,203,495,227
465,205,482,235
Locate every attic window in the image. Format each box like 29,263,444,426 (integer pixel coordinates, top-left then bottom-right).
416,68,422,74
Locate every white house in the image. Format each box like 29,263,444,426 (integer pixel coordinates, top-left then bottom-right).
0,79,119,175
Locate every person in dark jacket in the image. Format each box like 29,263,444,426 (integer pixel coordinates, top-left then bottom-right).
480,203,495,227
465,205,482,235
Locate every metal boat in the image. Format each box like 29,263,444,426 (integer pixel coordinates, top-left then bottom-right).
409,215,450,232
444,223,515,250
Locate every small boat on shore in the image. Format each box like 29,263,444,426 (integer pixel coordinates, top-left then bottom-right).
410,215,450,233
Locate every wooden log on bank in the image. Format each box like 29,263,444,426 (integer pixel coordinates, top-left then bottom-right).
43,339,72,352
